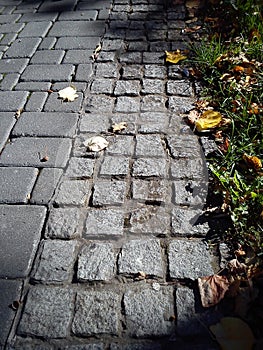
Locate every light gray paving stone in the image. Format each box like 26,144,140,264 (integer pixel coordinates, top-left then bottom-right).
111,114,138,135
106,135,134,155
95,62,119,78
38,37,57,50
166,135,202,159
118,239,164,277
0,167,38,203
75,63,93,82
138,112,169,133
0,32,17,46
80,114,109,133
65,157,95,178
144,64,166,79
171,207,209,235
114,80,141,96
173,180,208,207
100,155,130,176
141,95,167,112
30,50,65,64
168,239,214,279
130,205,170,235
0,112,16,151
48,20,105,37
19,21,52,37
18,286,74,338
142,79,165,94
15,81,52,91
4,37,41,58
72,290,121,336
85,95,115,113
0,280,22,347
122,65,144,80
0,137,72,167
132,179,170,202
168,96,195,113
93,180,126,205
167,80,194,96
0,22,24,33
21,64,74,81
0,14,21,23
0,91,29,111
19,12,59,22
85,208,124,236
45,207,82,239
63,49,93,64
24,91,48,112
170,157,207,180
96,51,116,62
54,180,92,206
135,134,165,157
0,73,19,90
51,81,87,93
167,65,183,79
32,240,79,283
0,205,46,278
55,36,101,50
115,96,140,113
44,92,83,112
132,158,168,178
90,79,115,94
58,10,98,21
124,287,174,337
31,168,63,205
77,242,116,281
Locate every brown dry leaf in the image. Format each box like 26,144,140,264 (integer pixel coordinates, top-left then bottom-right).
91,43,102,61
227,259,247,275
112,122,127,132
210,317,255,350
195,110,222,132
83,136,109,152
198,275,230,308
243,154,262,171
165,50,187,64
183,25,202,33
188,109,200,124
14,108,23,119
58,86,78,102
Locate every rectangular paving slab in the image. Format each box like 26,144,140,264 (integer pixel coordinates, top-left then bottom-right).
0,91,29,112
21,64,75,81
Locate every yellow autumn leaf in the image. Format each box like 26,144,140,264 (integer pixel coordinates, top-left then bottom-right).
195,110,222,132
165,50,187,64
58,86,78,102
210,317,254,350
112,122,127,132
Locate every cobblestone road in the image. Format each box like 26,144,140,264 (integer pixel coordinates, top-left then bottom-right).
0,0,221,349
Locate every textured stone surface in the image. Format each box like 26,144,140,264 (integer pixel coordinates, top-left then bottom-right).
54,180,92,206
135,134,165,157
85,208,124,236
100,155,130,176
173,180,208,207
171,207,209,235
93,180,126,205
0,91,29,111
66,157,95,178
0,113,16,151
132,158,167,178
132,179,170,202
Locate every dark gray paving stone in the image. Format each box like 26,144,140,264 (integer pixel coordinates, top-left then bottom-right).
15,81,52,91
0,73,20,90
55,36,101,50
0,167,38,203
141,95,167,112
100,155,130,176
124,287,174,337
24,91,48,112
75,63,93,82
90,79,115,94
0,91,29,111
110,343,161,350
137,112,169,134
135,134,165,157
31,168,63,205
65,157,95,178
19,12,59,22
45,207,83,239
118,239,164,277
119,52,142,64
18,286,74,338
143,52,164,64
85,208,124,236
48,20,105,37
168,239,214,280
13,112,78,137
63,49,93,64
168,96,195,113
0,112,16,151
132,179,170,202
107,136,134,156
95,63,119,78
77,242,116,281
0,14,21,23
4,37,41,58
85,95,115,113
19,21,52,38
171,207,209,236
132,158,168,178
0,205,46,278
93,180,126,205
115,96,140,113
38,0,77,12
72,290,121,336
79,114,109,133
58,10,98,21
21,64,74,82
0,279,22,347
44,91,83,112
32,240,79,283
30,50,65,64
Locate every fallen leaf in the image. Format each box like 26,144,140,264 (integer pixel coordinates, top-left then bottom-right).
227,259,247,275
14,108,23,119
183,25,202,33
243,154,262,171
165,50,187,64
152,282,161,291
198,275,230,307
83,136,109,152
188,109,200,124
58,86,78,102
210,317,254,350
195,110,222,132
91,43,102,61
112,121,127,132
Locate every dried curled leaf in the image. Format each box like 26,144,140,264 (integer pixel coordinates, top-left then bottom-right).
112,122,127,132
83,136,108,152
58,86,78,102
198,275,230,308
165,50,187,64
243,154,262,171
195,110,222,132
210,317,254,350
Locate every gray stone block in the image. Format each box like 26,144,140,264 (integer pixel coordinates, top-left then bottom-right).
167,80,194,96
111,114,138,135
72,290,121,336
0,33,17,46
48,21,105,37
173,180,208,207
80,114,109,133
132,158,168,177
15,81,52,91
13,112,78,137
90,79,115,94
58,10,98,21
55,36,101,50
141,95,167,112
142,79,164,94
166,135,202,159
0,73,20,90
63,49,93,64
128,41,148,52
62,344,104,350
0,91,29,112
135,134,165,157
66,157,95,178
122,65,144,80
115,96,140,113
20,12,59,22
0,14,21,23
4,37,41,58
0,205,46,278
0,112,15,152
0,167,38,203
38,37,57,50
85,95,115,113
170,157,207,180
0,137,72,168
54,180,92,206
19,21,52,37
45,207,82,239
33,239,79,283
75,63,93,82
100,155,130,176
114,80,141,96
0,22,24,33
118,239,164,277
21,64,74,81
138,112,169,133
171,207,209,235
119,52,142,64
110,343,161,350
85,208,124,236
95,63,119,78
143,52,164,64
31,168,63,204
77,242,116,281
124,287,174,337
168,239,214,279
96,51,116,62
107,136,134,155
18,286,74,338
44,91,83,112
0,58,29,74
144,65,166,79
24,92,48,112
93,180,126,205
0,280,22,347
132,179,170,202
168,96,195,113
30,50,65,64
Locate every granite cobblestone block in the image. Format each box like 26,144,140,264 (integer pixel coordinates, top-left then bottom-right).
138,112,169,133
55,180,92,206
114,80,140,96
80,114,109,133
90,79,115,94
86,95,115,112
93,180,126,205
85,208,124,236
132,179,170,202
132,158,167,178
106,135,134,155
4,37,41,58
115,96,140,113
135,134,165,157
66,157,95,178
171,207,209,236
141,95,167,112
100,155,130,176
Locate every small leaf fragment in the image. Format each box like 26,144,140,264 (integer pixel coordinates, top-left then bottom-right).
243,153,262,171
198,275,230,307
15,108,23,119
195,110,222,132
165,50,187,64
83,136,109,152
112,121,127,132
58,86,78,102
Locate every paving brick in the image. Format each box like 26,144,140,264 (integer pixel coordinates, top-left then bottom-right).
95,63,119,78
86,95,115,113
0,73,19,90
141,95,167,112
115,96,140,113
30,50,65,64
75,63,93,82
168,96,195,113
119,52,142,64
173,180,208,207
135,134,165,157
90,79,115,94
19,21,52,37
127,41,148,52
167,80,194,96
44,92,83,112
54,180,92,206
137,112,169,133
33,240,79,283
49,20,105,37
0,22,24,33
132,158,168,178
171,207,209,236
93,180,126,205
0,14,21,23
107,135,134,155
65,157,95,178
24,91,48,112
45,207,83,239
63,49,93,64
31,167,63,204
114,80,140,96
0,91,29,111
0,280,22,347
141,79,164,94
122,65,144,80
168,239,214,279
132,179,170,202
0,112,15,151
38,37,57,50
58,10,98,21
4,37,41,58
0,167,38,204
85,208,124,236
124,287,174,337
55,36,101,50
100,155,130,176
72,290,121,336
0,205,46,278
80,114,109,133
143,52,164,64
19,12,59,22
21,64,75,82
0,137,72,168
102,38,126,51
15,81,52,91
0,32,17,46
18,286,74,338
94,50,116,62
77,242,116,281
118,239,164,277
170,157,207,180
